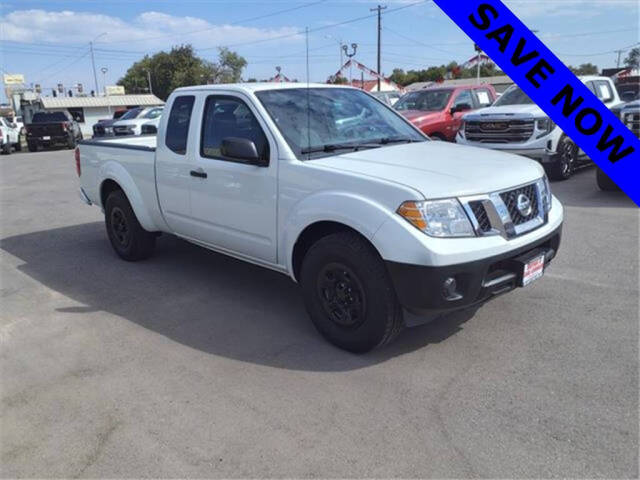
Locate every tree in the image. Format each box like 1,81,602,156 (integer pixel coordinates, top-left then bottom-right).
568,63,599,75
118,45,246,100
624,47,640,69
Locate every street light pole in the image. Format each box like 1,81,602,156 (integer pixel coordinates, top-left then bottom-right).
146,69,153,95
101,67,111,115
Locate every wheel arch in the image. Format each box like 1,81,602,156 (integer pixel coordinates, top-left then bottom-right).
97,163,158,232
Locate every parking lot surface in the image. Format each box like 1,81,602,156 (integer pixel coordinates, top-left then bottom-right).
1,149,638,478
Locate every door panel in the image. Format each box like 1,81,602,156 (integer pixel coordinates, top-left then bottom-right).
188,95,277,263
156,95,196,233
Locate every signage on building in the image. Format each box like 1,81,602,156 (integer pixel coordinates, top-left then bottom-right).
3,74,25,85
105,85,125,95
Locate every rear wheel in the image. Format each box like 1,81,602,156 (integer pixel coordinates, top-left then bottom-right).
596,168,620,191
300,231,403,353
105,190,156,261
27,142,38,152
545,136,577,181
67,135,76,149
2,141,11,155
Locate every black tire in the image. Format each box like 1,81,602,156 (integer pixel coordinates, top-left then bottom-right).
430,133,445,141
27,142,37,152
67,135,76,149
596,168,620,191
14,139,21,151
2,142,11,155
104,190,156,261
299,231,403,353
545,136,577,181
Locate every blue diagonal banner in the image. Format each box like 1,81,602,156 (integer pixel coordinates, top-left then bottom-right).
432,0,639,206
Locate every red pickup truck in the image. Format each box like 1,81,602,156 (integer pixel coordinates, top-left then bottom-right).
395,84,497,141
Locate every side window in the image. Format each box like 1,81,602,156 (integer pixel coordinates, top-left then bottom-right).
474,88,493,108
586,81,597,95
146,108,163,119
67,107,85,123
453,89,473,109
200,96,269,162
595,80,614,103
165,96,194,155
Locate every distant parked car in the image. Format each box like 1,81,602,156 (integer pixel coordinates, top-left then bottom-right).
25,111,82,152
113,106,163,136
370,90,402,106
0,117,21,154
394,84,497,141
92,109,128,137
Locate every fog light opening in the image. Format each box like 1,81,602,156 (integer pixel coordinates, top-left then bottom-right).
442,277,463,301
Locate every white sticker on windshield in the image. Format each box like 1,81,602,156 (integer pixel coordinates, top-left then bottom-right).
477,91,491,105
598,84,610,100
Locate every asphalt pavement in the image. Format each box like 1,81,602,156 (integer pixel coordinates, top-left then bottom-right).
1,148,637,478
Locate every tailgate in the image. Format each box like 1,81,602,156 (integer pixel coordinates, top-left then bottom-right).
28,123,66,137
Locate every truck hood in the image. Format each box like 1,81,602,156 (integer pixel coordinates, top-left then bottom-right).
399,110,441,124
311,141,544,199
464,104,545,120
113,119,145,127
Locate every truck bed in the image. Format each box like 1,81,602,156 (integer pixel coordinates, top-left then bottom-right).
81,135,157,151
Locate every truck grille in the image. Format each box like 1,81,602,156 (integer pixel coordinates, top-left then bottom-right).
114,126,132,136
469,201,492,233
500,183,539,225
465,119,534,144
463,181,545,239
625,112,639,137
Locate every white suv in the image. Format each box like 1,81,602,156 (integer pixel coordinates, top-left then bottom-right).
456,76,623,180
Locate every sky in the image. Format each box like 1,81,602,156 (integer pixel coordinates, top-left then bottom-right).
1,0,639,101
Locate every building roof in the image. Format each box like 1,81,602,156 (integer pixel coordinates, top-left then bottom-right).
40,94,164,109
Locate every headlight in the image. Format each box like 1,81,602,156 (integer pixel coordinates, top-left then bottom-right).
397,199,475,238
538,175,552,213
535,117,555,138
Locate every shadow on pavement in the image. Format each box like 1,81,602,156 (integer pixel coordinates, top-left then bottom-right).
1,222,476,372
549,167,635,209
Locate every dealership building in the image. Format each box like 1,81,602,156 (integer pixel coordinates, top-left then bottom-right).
20,94,164,137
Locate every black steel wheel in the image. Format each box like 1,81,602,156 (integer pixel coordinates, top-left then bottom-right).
105,189,156,261
317,263,367,329
300,231,403,353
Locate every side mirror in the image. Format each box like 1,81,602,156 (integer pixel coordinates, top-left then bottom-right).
221,137,267,166
451,103,472,115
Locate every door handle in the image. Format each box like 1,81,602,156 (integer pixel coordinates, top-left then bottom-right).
190,169,207,179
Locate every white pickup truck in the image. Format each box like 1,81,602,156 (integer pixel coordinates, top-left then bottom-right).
77,83,563,352
457,76,623,181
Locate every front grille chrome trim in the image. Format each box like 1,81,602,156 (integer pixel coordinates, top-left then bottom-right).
460,179,547,240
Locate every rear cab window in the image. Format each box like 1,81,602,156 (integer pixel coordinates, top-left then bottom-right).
165,96,195,155
31,112,68,123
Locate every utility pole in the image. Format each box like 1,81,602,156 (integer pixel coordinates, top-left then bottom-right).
146,69,153,95
89,33,106,96
370,4,386,92
90,42,99,95
615,49,625,68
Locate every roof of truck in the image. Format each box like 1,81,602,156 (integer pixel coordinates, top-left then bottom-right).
174,82,353,94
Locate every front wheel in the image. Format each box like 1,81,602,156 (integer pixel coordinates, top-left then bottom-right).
27,142,38,152
67,135,76,149
545,136,577,181
2,142,11,155
105,190,156,261
300,231,404,353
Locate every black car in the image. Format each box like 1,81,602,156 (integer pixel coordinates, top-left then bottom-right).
26,111,83,151
92,109,129,137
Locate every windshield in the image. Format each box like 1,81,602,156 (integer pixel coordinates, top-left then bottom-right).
32,111,67,123
142,108,163,119
119,108,142,120
394,89,453,112
256,88,425,159
493,86,534,106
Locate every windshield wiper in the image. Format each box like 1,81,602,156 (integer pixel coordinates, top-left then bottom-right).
301,143,382,154
374,136,421,145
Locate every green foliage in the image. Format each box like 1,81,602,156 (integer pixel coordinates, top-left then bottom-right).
624,47,640,69
389,62,505,87
117,45,246,100
568,63,599,75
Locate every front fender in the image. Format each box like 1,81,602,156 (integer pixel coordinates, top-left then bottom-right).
280,191,395,276
98,161,159,232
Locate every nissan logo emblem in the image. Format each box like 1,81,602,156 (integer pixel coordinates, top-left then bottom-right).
516,193,533,217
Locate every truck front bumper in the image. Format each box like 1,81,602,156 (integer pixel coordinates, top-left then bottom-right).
386,223,562,326
456,135,559,163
